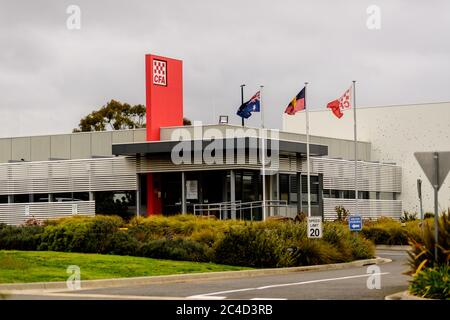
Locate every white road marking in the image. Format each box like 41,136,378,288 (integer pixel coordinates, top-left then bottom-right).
191,272,389,297
188,295,226,300
5,291,185,300
250,298,287,300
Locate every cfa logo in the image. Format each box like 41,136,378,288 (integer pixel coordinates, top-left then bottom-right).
153,59,167,86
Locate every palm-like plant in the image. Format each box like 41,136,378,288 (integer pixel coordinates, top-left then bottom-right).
407,210,450,274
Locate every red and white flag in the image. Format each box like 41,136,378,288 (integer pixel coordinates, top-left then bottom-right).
326,86,352,119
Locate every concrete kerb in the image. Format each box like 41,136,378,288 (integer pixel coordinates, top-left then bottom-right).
0,257,390,292
385,290,431,300
376,245,412,251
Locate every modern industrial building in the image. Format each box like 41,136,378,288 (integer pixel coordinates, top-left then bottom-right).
283,101,450,214
0,54,407,225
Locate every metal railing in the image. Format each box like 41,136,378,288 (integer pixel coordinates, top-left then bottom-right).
193,200,289,221
193,200,242,220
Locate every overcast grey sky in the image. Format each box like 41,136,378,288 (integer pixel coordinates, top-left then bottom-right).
1,0,449,137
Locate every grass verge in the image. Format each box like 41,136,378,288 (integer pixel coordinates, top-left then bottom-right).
0,250,250,284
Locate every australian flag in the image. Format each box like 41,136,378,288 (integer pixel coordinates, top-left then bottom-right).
236,91,260,119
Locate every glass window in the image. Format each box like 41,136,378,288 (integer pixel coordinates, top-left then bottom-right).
0,195,8,204
279,174,290,202
301,175,319,204
95,191,136,219
342,190,356,199
12,194,31,203
32,194,51,202
359,191,369,199
330,190,340,198
53,193,73,202
379,192,394,200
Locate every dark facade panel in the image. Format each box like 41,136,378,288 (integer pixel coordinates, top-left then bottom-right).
112,138,328,157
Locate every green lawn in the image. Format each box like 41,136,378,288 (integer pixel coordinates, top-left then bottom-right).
0,250,250,284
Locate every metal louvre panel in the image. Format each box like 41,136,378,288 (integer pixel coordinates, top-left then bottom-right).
323,198,402,221
0,201,95,226
279,155,290,172
0,157,137,195
289,155,297,171
305,157,402,193
136,155,268,173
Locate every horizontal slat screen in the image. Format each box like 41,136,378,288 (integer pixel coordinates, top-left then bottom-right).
0,201,95,225
323,198,402,221
0,157,136,195
303,157,402,193
135,155,275,173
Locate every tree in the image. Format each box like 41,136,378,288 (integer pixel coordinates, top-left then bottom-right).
73,100,146,132
74,99,192,132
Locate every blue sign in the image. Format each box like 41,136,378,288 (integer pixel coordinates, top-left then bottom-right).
349,215,363,231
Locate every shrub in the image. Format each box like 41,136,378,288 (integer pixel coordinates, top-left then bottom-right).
107,231,141,256
213,224,293,268
290,240,343,266
140,238,211,262
407,212,450,273
335,206,349,222
409,265,450,300
261,220,307,243
361,217,422,245
190,229,219,247
23,217,44,226
361,226,392,244
323,223,374,261
294,212,307,223
0,225,44,250
38,215,123,253
348,236,375,260
400,211,418,223
424,213,435,219
128,215,242,242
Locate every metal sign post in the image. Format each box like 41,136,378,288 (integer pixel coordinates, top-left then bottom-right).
417,179,423,220
414,151,450,261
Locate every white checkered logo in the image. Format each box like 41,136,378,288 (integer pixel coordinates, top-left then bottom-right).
153,60,167,86
338,87,352,109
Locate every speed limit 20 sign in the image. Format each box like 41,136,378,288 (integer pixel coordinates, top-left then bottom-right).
307,216,323,239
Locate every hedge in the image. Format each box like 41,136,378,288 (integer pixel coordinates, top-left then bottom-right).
0,215,375,268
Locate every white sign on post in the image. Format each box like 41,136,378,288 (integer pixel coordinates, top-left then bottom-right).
307,216,322,239
186,180,198,200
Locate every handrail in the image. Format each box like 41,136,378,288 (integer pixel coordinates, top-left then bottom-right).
193,200,289,221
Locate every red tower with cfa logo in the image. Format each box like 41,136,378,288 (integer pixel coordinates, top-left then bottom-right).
145,54,183,215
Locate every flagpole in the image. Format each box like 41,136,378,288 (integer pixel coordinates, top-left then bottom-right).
260,89,265,129
305,82,311,218
240,84,245,127
353,80,358,216
260,85,267,221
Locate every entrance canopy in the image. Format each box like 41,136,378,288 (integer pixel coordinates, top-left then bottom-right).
112,137,328,158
